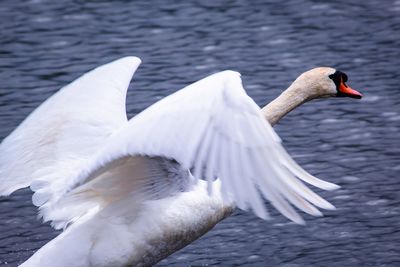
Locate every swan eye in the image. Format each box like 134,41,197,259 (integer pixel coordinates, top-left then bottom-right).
329,70,347,89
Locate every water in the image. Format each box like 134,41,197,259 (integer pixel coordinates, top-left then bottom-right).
0,0,399,266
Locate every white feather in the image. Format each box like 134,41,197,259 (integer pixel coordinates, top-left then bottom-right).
0,58,340,231
44,68,338,227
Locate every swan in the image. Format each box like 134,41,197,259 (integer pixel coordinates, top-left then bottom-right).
0,56,362,267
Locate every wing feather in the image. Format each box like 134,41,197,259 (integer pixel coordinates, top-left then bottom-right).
0,57,141,197
51,70,338,225
4,65,339,227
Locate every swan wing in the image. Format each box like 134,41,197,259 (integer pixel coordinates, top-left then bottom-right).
51,70,339,226
0,57,141,196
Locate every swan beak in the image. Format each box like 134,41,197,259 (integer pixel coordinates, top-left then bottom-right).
338,81,362,99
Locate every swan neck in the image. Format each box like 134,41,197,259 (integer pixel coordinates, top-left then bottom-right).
261,82,309,126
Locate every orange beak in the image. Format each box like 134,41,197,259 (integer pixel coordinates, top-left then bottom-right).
338,79,362,99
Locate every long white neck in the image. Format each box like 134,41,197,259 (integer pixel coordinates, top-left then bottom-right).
261,80,311,126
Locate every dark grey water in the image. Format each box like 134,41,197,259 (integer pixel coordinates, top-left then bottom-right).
0,0,399,266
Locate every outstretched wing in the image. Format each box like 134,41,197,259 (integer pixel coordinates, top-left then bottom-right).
47,70,338,227
0,57,141,196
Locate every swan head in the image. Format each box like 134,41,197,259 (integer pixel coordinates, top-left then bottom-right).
293,67,362,100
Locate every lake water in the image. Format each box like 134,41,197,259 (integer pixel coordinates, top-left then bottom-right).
0,0,399,266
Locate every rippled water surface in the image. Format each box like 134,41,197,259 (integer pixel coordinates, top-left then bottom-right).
0,0,399,266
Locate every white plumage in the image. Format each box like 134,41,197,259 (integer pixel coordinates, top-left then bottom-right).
0,57,340,266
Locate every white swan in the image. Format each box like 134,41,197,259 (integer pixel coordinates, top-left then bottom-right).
0,57,362,267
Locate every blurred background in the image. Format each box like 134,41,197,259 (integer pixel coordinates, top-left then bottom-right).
0,0,399,266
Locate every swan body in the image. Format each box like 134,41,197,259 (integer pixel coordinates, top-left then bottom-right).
21,180,232,267
0,57,361,266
